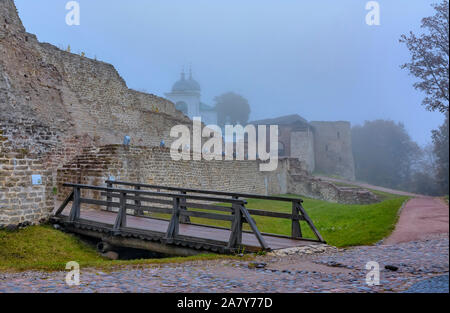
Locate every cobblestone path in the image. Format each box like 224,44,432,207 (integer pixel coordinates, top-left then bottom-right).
0,234,447,293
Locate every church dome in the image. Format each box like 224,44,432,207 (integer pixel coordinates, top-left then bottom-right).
187,77,201,91
172,70,201,92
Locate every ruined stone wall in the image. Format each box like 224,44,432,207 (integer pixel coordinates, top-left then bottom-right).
290,129,315,173
310,121,356,181
1,0,190,148
286,158,377,204
36,42,190,147
0,0,194,225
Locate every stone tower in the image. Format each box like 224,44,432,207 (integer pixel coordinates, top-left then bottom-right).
310,121,356,180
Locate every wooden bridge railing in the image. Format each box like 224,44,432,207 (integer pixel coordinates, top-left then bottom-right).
105,180,325,243
56,183,272,250
55,181,325,252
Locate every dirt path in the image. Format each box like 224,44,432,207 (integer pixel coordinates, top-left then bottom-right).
384,197,449,244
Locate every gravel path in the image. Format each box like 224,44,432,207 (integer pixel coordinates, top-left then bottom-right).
0,234,447,293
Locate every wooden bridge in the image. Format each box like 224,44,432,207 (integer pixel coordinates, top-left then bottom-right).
52,180,325,256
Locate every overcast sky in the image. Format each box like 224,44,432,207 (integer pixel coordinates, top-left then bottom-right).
15,0,445,145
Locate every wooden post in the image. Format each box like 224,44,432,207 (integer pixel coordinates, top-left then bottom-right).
298,202,325,243
227,203,243,249
240,205,269,250
134,185,142,216
179,191,191,224
69,187,81,222
55,190,74,216
106,181,113,211
291,201,302,238
165,197,180,242
113,192,127,232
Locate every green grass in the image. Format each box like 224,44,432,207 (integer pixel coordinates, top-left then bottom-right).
1,193,408,272
154,193,409,248
0,225,247,272
368,189,402,201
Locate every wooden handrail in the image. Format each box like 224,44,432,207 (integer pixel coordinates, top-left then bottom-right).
63,183,246,205
103,180,319,242
105,180,303,203
61,183,262,249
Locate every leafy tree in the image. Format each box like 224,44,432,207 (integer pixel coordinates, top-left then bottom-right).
432,113,449,193
400,0,449,113
352,120,421,190
214,92,250,126
406,144,441,195
400,0,449,195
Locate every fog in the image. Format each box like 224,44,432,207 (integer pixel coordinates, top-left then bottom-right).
15,0,444,145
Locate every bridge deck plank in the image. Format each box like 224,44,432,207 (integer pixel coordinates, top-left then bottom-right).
59,208,315,250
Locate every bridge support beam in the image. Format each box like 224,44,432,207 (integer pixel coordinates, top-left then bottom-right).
62,227,212,257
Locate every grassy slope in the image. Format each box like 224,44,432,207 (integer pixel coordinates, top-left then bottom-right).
1,191,408,271
0,225,243,272
178,191,408,247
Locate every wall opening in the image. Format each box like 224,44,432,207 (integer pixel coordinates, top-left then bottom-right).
278,141,286,156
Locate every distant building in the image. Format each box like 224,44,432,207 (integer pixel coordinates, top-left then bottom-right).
165,69,217,125
165,70,355,180
250,114,356,180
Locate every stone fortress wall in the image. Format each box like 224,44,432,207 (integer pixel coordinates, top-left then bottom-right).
1,0,190,147
290,129,315,173
310,121,356,181
0,0,376,228
0,119,54,226
252,116,355,180
0,0,191,227
56,146,273,201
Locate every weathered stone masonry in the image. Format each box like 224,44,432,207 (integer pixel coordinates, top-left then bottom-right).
57,145,278,201
0,120,54,227
0,0,192,226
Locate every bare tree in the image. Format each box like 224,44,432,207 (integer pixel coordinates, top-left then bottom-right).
400,0,449,113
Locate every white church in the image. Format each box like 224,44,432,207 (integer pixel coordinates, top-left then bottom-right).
165,69,218,125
